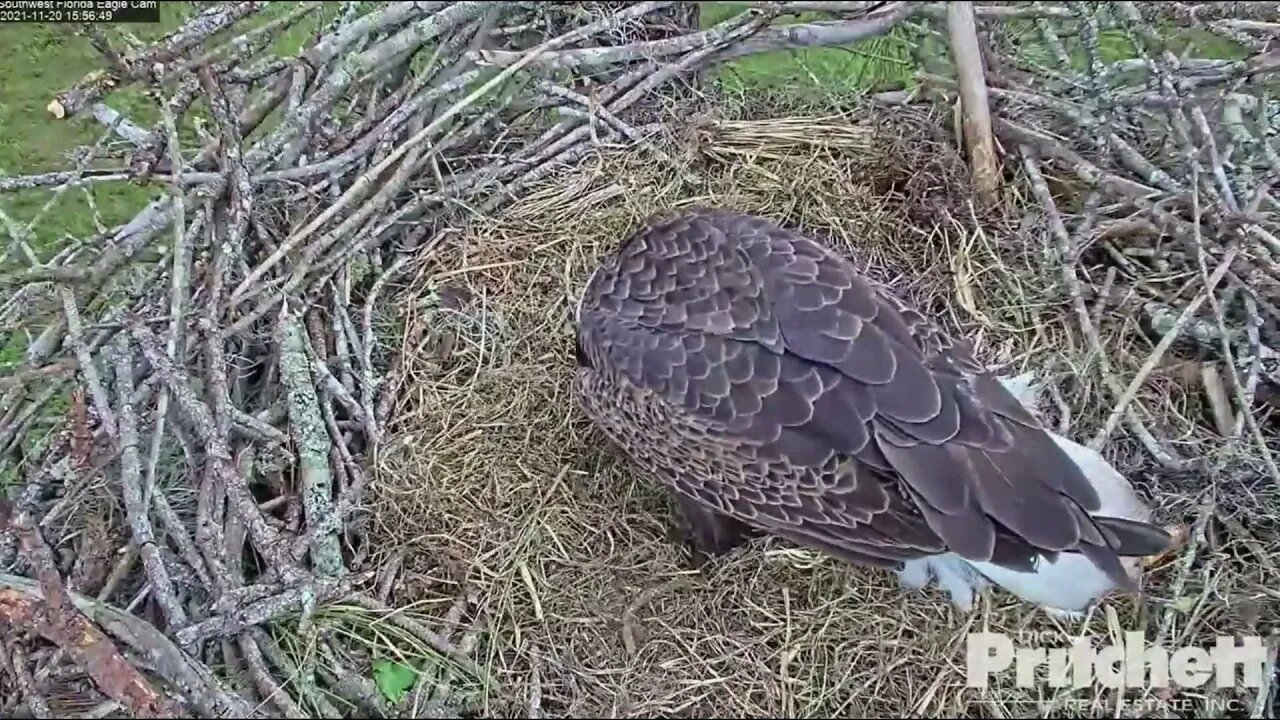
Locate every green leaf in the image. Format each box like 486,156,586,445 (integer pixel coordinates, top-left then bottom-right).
373,658,419,703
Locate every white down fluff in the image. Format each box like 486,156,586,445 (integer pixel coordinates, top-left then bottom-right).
894,373,1154,619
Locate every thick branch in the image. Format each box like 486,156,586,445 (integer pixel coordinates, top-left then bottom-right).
947,1,1000,209
278,307,345,578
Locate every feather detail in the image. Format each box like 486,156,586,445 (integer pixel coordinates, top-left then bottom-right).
574,207,1174,615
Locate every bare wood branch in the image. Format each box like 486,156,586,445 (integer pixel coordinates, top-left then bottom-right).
3,520,187,718
947,1,1001,209
0,573,254,718
49,2,268,119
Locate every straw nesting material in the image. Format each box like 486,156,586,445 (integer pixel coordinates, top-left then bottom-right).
371,102,1276,718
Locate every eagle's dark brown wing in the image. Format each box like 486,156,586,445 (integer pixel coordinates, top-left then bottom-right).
575,208,1170,583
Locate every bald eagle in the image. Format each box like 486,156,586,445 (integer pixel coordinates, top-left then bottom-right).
573,208,1174,617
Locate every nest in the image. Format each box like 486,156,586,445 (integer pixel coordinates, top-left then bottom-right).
1,2,1278,718
373,103,1278,718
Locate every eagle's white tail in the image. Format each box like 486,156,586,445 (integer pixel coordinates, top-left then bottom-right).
896,373,1156,617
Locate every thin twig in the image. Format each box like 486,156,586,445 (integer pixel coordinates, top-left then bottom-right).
1089,244,1240,451
1021,147,1184,467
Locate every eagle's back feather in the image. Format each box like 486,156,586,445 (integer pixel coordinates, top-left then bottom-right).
574,208,1171,597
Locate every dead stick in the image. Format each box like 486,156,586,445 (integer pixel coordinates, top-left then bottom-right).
1200,363,1236,437
946,1,1000,209
0,572,254,718
1019,147,1184,467
4,524,187,718
1089,245,1240,451
228,0,674,304
0,590,186,717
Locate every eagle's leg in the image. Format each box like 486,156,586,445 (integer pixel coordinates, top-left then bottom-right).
895,555,989,613
1041,605,1088,622
671,494,759,568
